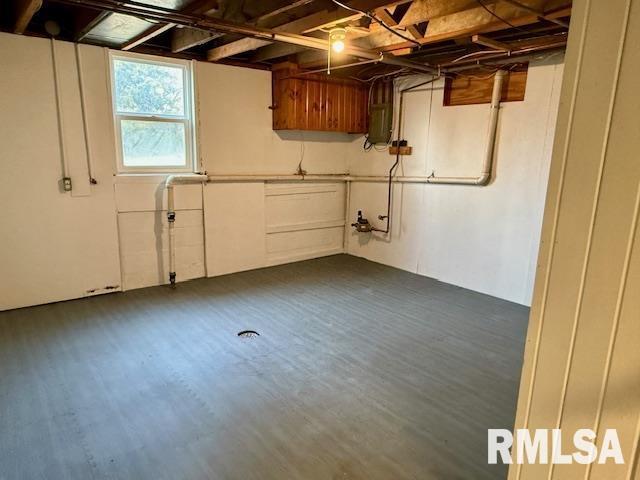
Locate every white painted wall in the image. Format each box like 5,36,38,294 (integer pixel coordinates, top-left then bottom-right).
115,175,206,290
196,61,348,278
203,182,345,277
511,1,640,478
0,33,121,311
195,61,351,176
0,31,563,310
346,58,564,305
0,33,349,309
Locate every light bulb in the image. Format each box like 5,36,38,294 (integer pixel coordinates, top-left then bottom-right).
332,40,345,53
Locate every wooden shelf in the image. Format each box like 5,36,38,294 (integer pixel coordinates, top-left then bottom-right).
389,146,412,155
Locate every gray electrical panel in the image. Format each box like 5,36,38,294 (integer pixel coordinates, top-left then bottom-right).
367,103,393,144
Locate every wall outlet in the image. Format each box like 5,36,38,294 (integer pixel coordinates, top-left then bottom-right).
62,177,72,192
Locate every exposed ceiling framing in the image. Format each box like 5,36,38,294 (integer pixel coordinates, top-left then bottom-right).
1,0,571,79
13,0,43,34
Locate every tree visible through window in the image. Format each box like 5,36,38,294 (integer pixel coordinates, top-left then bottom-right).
111,55,194,172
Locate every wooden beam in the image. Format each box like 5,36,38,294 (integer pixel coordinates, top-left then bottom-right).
207,38,271,61
74,10,110,41
373,4,423,41
472,34,510,51
172,27,224,52
207,0,411,62
396,0,498,27
406,24,423,39
397,0,571,28
501,0,570,28
13,0,42,34
252,43,307,63
368,3,572,54
375,8,397,26
252,0,317,24
173,0,313,53
389,2,411,24
122,0,219,51
122,23,175,51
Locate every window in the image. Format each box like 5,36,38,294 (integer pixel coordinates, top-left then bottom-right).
110,53,195,172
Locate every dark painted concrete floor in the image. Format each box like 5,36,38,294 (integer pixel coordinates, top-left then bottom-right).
0,255,528,479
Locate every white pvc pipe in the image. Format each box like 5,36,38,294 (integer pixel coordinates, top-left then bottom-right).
343,180,351,251
206,174,349,182
203,71,505,187
426,70,506,185
167,72,506,283
165,174,207,286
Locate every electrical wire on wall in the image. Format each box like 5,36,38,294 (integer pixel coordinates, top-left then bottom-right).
372,75,441,234
74,43,97,185
50,38,71,190
297,131,307,177
362,71,404,152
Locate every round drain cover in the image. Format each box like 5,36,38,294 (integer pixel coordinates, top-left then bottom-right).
237,330,260,338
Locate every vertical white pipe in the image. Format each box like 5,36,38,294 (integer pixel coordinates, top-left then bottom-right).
167,182,176,286
165,174,207,286
427,69,506,185
479,69,507,182
343,180,351,251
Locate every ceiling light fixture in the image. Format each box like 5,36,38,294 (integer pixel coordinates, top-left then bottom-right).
327,27,347,74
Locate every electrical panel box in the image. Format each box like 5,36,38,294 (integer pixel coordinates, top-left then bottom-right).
367,103,393,144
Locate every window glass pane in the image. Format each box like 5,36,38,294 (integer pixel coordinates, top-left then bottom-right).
114,59,185,116
121,120,186,167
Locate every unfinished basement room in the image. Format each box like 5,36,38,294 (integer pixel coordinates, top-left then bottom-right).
1,0,639,478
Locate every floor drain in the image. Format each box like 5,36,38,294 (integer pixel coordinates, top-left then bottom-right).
237,330,260,338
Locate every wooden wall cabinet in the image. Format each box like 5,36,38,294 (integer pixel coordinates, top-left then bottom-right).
272,62,368,134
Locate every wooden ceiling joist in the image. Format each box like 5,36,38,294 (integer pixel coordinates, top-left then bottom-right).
373,4,423,41
122,23,175,51
396,0,494,28
472,34,510,51
206,0,411,62
251,43,306,63
171,0,313,53
501,0,570,28
405,24,424,39
121,0,219,51
13,0,42,34
172,27,223,52
16,0,571,77
369,3,571,54
74,10,110,41
250,0,568,65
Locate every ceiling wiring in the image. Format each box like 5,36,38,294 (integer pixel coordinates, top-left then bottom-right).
450,50,501,64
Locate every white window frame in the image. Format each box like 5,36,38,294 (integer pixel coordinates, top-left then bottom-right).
109,51,196,174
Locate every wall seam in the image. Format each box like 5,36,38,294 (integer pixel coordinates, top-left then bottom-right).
587,182,640,479
627,413,640,480
524,62,562,306
515,2,592,477
547,1,633,478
